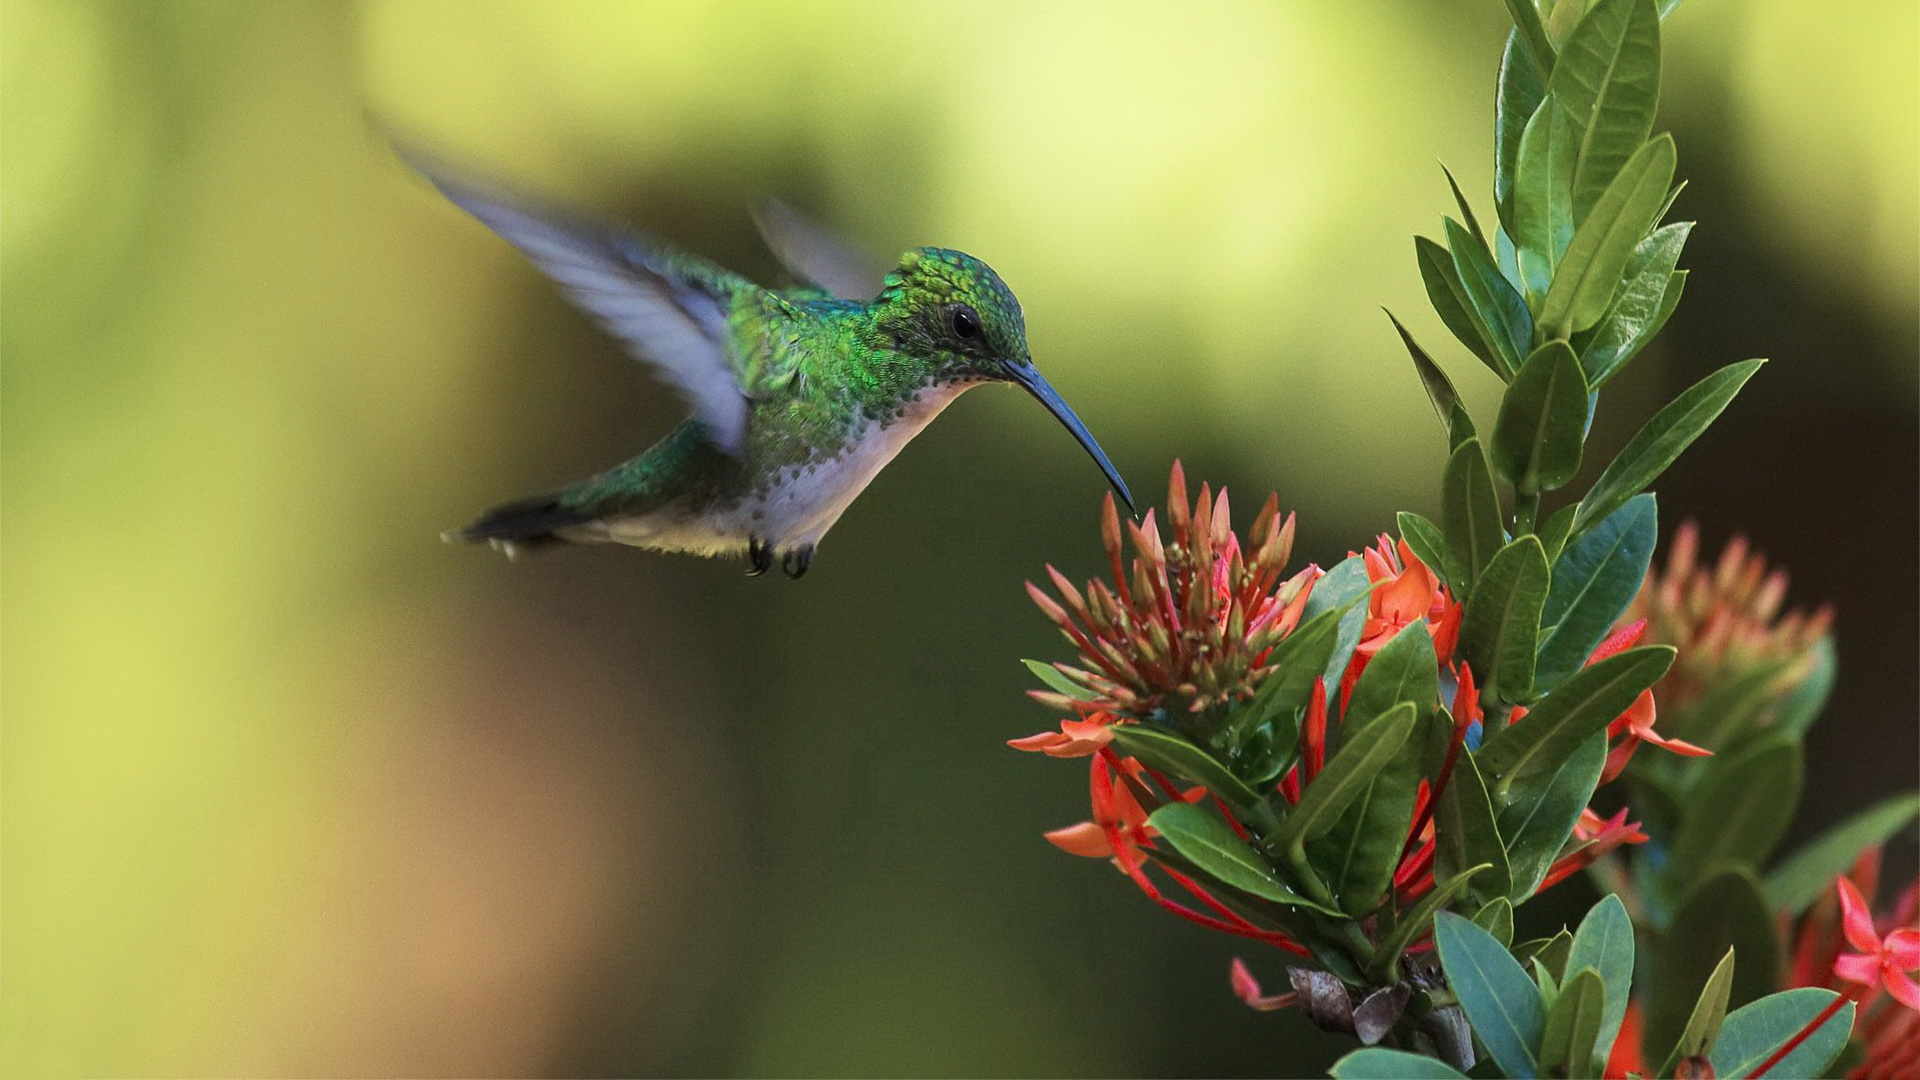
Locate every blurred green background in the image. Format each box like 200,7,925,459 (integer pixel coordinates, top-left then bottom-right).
3,1,1913,1075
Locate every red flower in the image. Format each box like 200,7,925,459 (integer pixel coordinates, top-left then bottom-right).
1230,957,1298,1012
1536,809,1649,894
1358,535,1460,664
1835,877,1920,1010
1779,848,1920,1079
1008,714,1116,758
1584,619,1711,782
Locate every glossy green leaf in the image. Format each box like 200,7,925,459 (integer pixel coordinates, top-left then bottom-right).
1146,801,1340,914
1331,1048,1469,1080
1573,359,1764,537
1550,0,1662,221
1655,947,1735,1080
1442,163,1489,255
1709,989,1855,1080
1513,95,1576,304
1449,217,1533,374
1349,621,1441,729
1765,792,1920,914
1534,494,1657,691
1398,512,1454,591
1582,223,1691,385
1274,704,1419,858
1539,135,1677,339
1493,342,1589,494
1538,967,1605,1080
1022,658,1097,701
1473,896,1516,946
1437,752,1513,905
1419,235,1509,379
1665,735,1802,901
1567,894,1635,1065
1388,310,1476,451
1503,0,1557,79
1479,645,1672,787
1443,438,1506,591
1308,735,1421,916
1499,731,1606,900
1496,30,1549,232
1232,600,1353,755
1373,865,1495,983
1647,868,1780,1065
1435,911,1546,1079
1109,725,1270,828
1301,554,1373,702
1460,537,1551,706
1517,929,1575,981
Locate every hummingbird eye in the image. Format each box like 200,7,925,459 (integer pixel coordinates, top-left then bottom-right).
947,305,981,341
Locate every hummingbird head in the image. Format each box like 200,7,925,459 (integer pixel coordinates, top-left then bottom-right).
875,248,1134,511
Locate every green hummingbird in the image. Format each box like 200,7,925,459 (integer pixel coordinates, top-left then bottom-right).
408,153,1133,578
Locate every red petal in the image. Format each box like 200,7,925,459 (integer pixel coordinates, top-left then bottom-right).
1835,951,1882,986
1884,928,1920,970
1589,619,1648,664
1044,822,1113,857
1230,957,1263,1003
1008,731,1067,751
1839,877,1882,954
1886,968,1920,1011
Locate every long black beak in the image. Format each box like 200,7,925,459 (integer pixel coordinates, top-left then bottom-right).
1005,359,1134,512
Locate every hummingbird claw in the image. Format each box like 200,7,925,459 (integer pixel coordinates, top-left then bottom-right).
782,546,813,580
746,536,773,577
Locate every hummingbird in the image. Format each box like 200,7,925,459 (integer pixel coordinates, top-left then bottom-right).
406,153,1133,578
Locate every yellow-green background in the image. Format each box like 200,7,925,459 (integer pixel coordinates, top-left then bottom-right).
4,1,1913,1075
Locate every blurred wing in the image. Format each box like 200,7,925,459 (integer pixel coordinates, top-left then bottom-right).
751,197,888,302
404,150,755,454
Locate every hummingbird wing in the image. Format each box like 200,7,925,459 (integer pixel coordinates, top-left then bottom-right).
404,153,765,454
750,198,889,302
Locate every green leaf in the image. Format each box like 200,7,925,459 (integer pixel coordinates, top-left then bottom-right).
1348,621,1441,729
1387,311,1477,451
1437,752,1513,905
1537,503,1579,563
1478,645,1672,787
1503,0,1557,79
1442,163,1490,255
1665,735,1803,902
1496,31,1549,233
1582,223,1691,385
1459,537,1552,705
1274,704,1419,858
1655,947,1735,1080
1420,235,1510,380
1513,96,1577,304
1231,600,1353,756
1534,494,1657,691
1301,554,1374,700
1550,0,1662,221
1449,217,1534,375
1538,967,1605,1080
1022,658,1097,701
1373,865,1496,981
1145,801,1341,914
1709,989,1855,1079
1443,438,1506,592
1499,731,1607,901
1566,895,1635,1066
1539,135,1678,339
1435,912,1547,1079
1331,1048,1469,1080
1109,725,1271,829
1516,929,1575,981
1399,512,1455,592
1572,359,1765,538
1308,734,1422,916
1493,342,1590,494
1647,868,1780,1065
1473,896,1516,946
1771,634,1835,740
1764,792,1920,914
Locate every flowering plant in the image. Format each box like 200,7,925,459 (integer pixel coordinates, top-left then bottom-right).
1010,1,1915,1076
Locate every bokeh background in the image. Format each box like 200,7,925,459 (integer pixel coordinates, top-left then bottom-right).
4,1,1914,1075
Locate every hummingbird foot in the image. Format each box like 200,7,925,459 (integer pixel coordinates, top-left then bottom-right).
782,546,813,580
746,535,773,577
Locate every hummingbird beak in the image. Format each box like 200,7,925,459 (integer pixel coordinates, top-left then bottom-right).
1004,359,1135,513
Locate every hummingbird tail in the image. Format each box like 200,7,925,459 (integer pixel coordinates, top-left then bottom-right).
445,493,592,557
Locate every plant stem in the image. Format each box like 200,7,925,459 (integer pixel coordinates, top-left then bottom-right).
1514,488,1540,536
